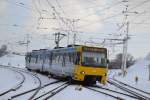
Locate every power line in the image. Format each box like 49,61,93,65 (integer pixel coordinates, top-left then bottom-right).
78,0,150,29
129,0,150,11
55,0,66,16
4,0,38,14
78,12,123,29
32,0,43,26
46,0,64,22
79,1,123,21
46,0,66,31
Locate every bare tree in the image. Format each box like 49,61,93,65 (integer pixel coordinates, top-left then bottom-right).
0,45,8,57
109,53,135,69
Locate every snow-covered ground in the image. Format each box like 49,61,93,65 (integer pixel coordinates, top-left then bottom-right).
0,53,150,100
0,54,25,68
114,55,150,93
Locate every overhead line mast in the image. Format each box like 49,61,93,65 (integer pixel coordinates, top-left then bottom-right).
121,0,138,76
54,32,66,48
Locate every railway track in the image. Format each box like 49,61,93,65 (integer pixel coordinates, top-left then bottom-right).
84,86,125,100
10,80,61,99
2,64,149,100
92,85,138,99
0,65,42,100
0,65,69,100
33,82,69,100
0,66,25,96
113,79,150,95
108,79,150,100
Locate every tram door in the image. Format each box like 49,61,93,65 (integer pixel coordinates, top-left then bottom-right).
50,52,63,75
62,52,76,76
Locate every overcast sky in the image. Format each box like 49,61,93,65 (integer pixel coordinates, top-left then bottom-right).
0,0,150,59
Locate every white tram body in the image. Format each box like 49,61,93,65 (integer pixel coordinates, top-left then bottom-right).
26,45,108,84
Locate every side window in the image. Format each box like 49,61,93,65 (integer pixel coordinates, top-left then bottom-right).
31,56,34,63
69,53,72,63
65,53,68,63
33,55,37,63
61,53,66,67
49,53,53,65
55,53,59,63
75,52,80,65
54,53,57,63
40,54,43,62
52,53,57,63
73,52,76,64
58,53,61,63
37,55,40,63
35,55,38,63
45,55,49,63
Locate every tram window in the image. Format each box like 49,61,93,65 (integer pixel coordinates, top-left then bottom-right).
82,52,107,67
43,55,46,63
66,53,70,63
47,55,50,63
62,53,66,66
52,53,56,63
31,57,34,63
49,53,53,65
70,53,72,62
35,55,38,63
44,55,48,63
55,54,57,63
37,55,40,63
33,56,37,63
58,54,60,63
75,52,80,65
70,53,74,63
72,52,78,64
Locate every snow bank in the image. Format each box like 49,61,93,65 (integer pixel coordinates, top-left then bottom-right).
0,54,25,68
115,53,150,92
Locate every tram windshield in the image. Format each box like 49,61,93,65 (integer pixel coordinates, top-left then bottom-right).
82,52,107,67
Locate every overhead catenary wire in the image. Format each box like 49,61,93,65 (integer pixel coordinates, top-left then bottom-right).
4,0,39,14
46,0,67,31
79,0,124,21
129,0,150,11
78,0,150,29
55,0,66,16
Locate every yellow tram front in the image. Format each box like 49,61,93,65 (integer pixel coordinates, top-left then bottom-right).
73,46,108,84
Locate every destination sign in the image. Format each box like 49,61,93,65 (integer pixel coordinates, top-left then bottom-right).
82,47,107,52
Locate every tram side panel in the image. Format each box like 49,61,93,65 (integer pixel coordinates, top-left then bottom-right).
42,54,50,73
47,50,76,78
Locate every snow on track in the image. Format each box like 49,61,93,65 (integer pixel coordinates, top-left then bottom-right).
0,66,41,100
0,66,25,96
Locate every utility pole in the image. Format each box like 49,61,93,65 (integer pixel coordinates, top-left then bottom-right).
54,32,66,48
122,22,129,76
121,0,138,76
72,19,80,46
26,34,30,53
121,2,130,77
149,65,150,81
73,33,76,45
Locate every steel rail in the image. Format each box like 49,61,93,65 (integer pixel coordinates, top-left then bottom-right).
0,66,25,96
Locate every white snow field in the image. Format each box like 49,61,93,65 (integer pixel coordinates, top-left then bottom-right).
0,53,150,100
114,54,150,93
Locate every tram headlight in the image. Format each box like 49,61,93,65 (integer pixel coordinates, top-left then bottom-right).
80,71,85,74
